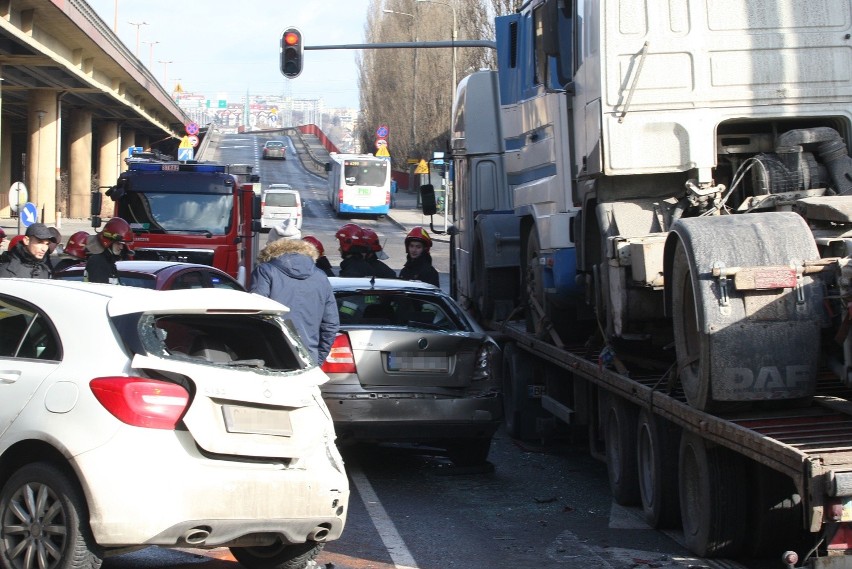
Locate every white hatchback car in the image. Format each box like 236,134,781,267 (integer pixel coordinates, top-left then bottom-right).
0,280,348,569
262,184,303,230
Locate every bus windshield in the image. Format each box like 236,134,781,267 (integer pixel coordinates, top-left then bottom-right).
343,160,388,186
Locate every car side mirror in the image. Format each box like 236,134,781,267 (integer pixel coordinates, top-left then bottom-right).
420,184,437,216
324,162,332,172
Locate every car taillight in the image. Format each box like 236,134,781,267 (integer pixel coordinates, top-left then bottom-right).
473,343,496,381
386,190,391,205
322,333,356,374
90,377,190,430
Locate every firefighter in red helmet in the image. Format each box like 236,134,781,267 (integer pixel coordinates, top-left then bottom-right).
335,223,373,278
360,227,396,279
399,226,439,287
85,218,134,284
51,231,91,273
302,235,335,277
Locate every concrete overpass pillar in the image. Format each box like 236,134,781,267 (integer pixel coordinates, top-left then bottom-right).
28,89,58,224
121,128,136,170
0,128,11,217
97,121,120,219
68,109,92,219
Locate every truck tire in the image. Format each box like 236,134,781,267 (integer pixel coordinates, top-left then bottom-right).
678,431,748,558
501,342,545,441
671,214,822,411
637,409,681,528
603,395,640,506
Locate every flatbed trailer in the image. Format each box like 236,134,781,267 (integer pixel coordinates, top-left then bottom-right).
495,320,852,567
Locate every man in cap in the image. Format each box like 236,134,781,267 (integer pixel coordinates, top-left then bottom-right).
0,223,58,279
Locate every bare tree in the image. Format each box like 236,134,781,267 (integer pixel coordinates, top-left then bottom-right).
358,0,494,170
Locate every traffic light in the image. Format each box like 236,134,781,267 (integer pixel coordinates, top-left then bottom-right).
280,28,303,79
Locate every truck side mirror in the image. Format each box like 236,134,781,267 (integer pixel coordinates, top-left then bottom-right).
324,162,332,172
420,184,437,216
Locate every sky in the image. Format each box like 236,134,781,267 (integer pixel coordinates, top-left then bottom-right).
85,0,370,109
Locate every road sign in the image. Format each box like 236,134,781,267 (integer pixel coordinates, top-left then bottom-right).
414,159,429,174
8,182,27,213
376,146,390,158
188,135,199,147
178,147,194,161
185,122,199,136
376,125,389,139
20,202,37,227
375,139,388,149
179,136,192,149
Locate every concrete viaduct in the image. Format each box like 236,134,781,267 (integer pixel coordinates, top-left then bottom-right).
0,0,187,224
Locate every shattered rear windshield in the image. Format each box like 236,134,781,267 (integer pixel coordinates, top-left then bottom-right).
133,313,312,371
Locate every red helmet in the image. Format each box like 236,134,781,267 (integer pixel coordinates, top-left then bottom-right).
99,218,134,248
335,223,366,254
405,226,432,251
302,235,325,256
360,227,383,253
8,235,24,250
64,231,90,259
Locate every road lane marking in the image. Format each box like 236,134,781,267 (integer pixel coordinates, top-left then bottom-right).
348,464,419,569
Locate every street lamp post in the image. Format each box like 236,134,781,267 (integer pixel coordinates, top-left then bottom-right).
113,0,119,32
382,9,417,150
128,20,148,57
158,60,173,87
142,40,159,69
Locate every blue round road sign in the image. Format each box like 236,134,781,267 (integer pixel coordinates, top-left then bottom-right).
376,125,389,138
186,122,199,136
20,202,37,227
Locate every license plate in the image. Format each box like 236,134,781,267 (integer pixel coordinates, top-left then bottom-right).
222,405,292,436
528,385,545,398
387,352,449,372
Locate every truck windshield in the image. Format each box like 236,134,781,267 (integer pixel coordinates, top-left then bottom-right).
116,191,234,235
343,160,388,186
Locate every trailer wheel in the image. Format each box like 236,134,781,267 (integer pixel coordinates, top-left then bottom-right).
637,409,681,528
603,395,640,506
678,431,748,557
501,342,545,441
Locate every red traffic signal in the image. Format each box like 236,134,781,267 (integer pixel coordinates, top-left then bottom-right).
280,27,303,79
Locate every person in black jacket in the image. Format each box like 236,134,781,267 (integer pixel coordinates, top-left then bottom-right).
398,226,440,288
360,227,396,279
0,223,57,279
335,223,374,278
302,235,335,277
85,218,134,284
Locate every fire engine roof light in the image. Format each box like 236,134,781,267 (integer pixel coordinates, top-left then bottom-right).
128,162,226,173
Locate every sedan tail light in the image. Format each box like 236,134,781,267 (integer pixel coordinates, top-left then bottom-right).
473,343,497,381
322,333,356,374
90,377,190,430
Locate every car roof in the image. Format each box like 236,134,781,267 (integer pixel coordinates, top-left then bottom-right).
0,279,287,316
329,277,441,293
265,186,296,192
264,141,285,145
56,260,233,277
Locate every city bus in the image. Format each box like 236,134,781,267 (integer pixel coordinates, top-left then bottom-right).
326,153,391,217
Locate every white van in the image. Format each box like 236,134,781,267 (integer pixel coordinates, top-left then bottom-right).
261,184,303,230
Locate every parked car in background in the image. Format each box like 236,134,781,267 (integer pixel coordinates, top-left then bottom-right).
262,184,303,230
262,140,287,160
0,280,349,569
53,260,245,290
322,278,503,466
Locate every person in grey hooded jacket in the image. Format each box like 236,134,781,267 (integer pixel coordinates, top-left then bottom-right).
250,238,339,364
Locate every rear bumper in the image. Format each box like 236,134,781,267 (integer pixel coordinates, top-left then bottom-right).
338,203,389,215
323,392,503,441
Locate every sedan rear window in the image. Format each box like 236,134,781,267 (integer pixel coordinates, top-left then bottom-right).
335,292,467,331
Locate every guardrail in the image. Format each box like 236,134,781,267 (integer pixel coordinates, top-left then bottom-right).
285,127,329,178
